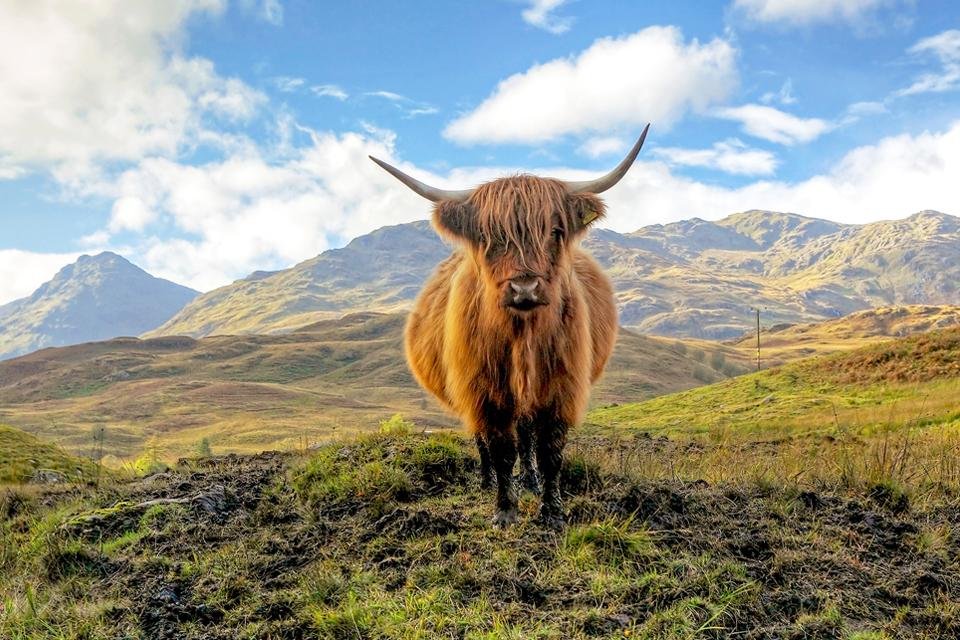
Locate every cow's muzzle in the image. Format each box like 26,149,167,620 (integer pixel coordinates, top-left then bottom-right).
504,277,548,311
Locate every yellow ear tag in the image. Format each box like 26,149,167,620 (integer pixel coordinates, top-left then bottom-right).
581,209,599,225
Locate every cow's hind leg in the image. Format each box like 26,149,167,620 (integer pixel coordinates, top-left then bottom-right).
476,434,495,490
536,419,569,530
516,418,541,495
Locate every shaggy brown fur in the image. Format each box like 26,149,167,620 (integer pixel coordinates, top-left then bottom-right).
405,176,618,527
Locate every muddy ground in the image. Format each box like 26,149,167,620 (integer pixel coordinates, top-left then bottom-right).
2,432,959,639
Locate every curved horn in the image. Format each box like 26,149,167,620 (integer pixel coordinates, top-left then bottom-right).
369,156,473,203
564,123,650,194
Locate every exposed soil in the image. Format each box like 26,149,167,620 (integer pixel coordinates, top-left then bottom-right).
3,434,959,639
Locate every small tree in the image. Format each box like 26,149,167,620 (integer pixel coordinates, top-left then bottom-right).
91,424,106,490
134,437,169,476
692,365,714,383
196,437,213,457
379,414,415,436
710,351,727,371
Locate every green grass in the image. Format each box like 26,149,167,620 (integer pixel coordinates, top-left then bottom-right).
3,430,960,638
0,424,97,485
589,327,960,441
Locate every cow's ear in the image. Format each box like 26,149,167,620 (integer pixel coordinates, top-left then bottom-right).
568,193,606,234
433,200,480,243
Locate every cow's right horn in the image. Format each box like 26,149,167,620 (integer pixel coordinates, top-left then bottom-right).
369,156,473,203
563,123,650,195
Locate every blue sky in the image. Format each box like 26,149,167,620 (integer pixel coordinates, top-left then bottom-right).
1,0,959,304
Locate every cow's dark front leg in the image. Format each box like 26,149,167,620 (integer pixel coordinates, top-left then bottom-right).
476,434,495,490
485,428,519,528
516,418,541,495
536,419,569,530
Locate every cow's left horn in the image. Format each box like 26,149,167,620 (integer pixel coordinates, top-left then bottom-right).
369,156,473,203
563,123,650,194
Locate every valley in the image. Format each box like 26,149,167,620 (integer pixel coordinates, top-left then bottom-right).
0,312,745,461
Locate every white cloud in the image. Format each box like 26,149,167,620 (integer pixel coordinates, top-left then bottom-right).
0,250,83,306
261,0,283,25
760,79,797,105
405,106,440,118
367,91,406,102
521,0,573,34
273,76,305,92
897,29,960,97
311,84,349,100
0,155,25,180
652,139,779,175
444,26,738,144
0,0,264,176
593,120,960,230
84,127,456,292
578,137,627,158
846,101,888,116
53,118,960,298
732,0,893,26
240,0,283,25
714,104,831,145
365,91,438,118
109,196,158,233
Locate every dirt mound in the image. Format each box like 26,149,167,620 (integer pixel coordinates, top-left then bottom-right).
2,434,959,639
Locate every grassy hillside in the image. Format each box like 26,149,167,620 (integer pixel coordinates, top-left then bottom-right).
0,424,97,484
724,304,960,368
590,326,960,441
3,429,959,638
149,211,960,340
5,324,960,637
0,313,743,462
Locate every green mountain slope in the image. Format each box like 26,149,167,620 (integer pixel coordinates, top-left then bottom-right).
0,423,96,484
589,326,960,438
149,210,960,340
0,252,198,360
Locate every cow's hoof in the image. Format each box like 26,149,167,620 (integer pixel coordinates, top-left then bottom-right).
538,509,566,531
492,508,518,529
518,471,542,495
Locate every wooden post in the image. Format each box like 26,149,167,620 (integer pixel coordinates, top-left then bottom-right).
755,308,761,372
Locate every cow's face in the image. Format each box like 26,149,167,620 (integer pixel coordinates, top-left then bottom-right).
433,177,605,315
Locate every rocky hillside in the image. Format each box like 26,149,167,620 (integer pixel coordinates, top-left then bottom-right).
150,210,960,340
0,252,198,360
147,222,448,338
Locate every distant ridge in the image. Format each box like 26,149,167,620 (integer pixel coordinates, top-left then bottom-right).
149,210,960,340
0,252,198,360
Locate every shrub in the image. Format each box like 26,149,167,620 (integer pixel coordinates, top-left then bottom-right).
378,414,415,436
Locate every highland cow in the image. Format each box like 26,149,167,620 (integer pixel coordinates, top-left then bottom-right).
370,125,648,528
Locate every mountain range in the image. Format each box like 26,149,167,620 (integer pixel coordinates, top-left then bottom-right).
0,252,198,361
151,209,960,340
1,210,958,361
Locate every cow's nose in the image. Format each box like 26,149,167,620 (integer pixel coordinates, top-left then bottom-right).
509,279,539,296
507,277,543,310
